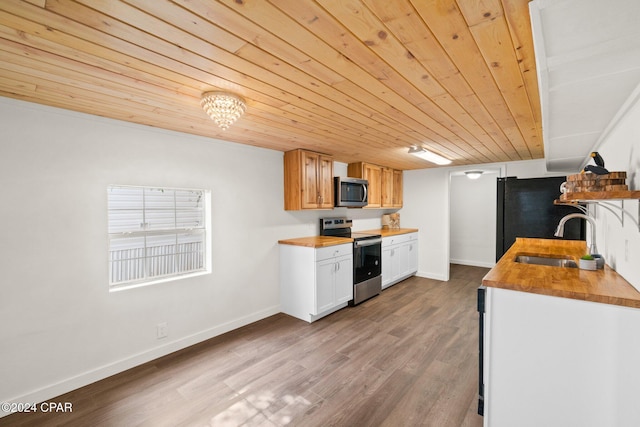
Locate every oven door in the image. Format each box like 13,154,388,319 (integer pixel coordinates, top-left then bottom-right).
354,238,382,284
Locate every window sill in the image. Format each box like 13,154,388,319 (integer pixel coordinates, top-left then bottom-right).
108,270,210,292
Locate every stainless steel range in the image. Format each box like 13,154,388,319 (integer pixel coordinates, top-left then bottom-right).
320,218,382,305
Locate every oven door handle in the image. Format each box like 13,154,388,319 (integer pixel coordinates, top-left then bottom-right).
354,238,382,247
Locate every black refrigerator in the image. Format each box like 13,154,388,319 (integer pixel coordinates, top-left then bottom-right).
496,176,585,261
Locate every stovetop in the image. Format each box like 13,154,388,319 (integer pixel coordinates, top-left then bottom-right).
319,217,381,241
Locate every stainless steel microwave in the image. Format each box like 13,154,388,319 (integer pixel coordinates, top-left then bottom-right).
334,177,368,207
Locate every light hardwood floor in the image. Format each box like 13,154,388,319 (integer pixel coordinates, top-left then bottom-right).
3,264,488,427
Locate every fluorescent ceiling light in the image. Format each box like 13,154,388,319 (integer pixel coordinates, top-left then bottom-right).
408,145,452,165
465,170,484,180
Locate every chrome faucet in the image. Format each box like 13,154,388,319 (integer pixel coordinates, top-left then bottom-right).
554,213,598,255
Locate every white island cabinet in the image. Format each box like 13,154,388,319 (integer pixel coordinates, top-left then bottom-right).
280,242,353,323
483,287,640,427
381,232,418,289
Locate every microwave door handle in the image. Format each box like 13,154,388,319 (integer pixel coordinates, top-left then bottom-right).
362,184,367,202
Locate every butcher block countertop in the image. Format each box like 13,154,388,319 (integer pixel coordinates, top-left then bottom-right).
483,238,640,309
278,236,353,248
360,228,419,237
278,227,419,248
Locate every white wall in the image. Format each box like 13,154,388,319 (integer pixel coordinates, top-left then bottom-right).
592,85,640,291
449,170,500,268
0,98,390,407
402,167,451,280
404,159,570,280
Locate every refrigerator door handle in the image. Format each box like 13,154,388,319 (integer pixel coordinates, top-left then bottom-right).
478,285,486,416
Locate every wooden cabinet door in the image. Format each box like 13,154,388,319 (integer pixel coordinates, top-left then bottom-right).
347,161,400,209
318,155,334,209
301,151,321,209
392,169,403,207
381,167,393,207
284,149,334,210
363,163,381,207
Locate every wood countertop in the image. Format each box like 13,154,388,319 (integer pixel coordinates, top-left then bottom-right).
483,238,640,309
360,228,419,237
278,228,418,248
278,236,353,248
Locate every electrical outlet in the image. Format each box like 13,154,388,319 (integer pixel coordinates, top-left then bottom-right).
157,322,168,339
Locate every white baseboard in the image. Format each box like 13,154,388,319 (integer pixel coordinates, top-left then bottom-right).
450,258,496,268
2,305,280,416
416,270,448,281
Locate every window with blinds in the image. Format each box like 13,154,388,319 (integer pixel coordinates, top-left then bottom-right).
107,185,209,289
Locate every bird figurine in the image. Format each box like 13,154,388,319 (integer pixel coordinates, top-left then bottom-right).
583,151,609,175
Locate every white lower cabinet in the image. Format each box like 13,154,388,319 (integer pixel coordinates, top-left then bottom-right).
315,254,353,314
280,243,353,323
382,232,418,289
483,287,640,427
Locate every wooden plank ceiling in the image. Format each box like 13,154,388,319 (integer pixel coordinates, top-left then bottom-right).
0,0,541,170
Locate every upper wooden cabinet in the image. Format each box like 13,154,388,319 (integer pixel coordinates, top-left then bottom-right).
391,169,403,208
284,149,334,210
381,167,403,208
348,162,382,208
381,167,393,207
349,162,403,209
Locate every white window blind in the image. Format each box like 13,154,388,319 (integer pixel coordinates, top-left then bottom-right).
108,185,208,288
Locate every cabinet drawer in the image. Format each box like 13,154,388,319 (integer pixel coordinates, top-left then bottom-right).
382,233,411,247
315,243,352,261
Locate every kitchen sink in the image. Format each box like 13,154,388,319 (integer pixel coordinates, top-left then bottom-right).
514,255,578,268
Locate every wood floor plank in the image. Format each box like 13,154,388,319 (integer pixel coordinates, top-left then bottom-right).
2,264,487,427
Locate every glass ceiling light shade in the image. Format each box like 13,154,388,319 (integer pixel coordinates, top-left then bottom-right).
200,91,246,130
408,145,452,165
465,170,484,180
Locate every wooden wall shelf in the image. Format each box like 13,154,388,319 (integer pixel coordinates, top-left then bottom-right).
558,190,640,201
554,193,640,231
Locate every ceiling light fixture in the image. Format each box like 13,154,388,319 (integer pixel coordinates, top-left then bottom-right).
200,91,246,130
408,145,452,165
465,170,484,180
